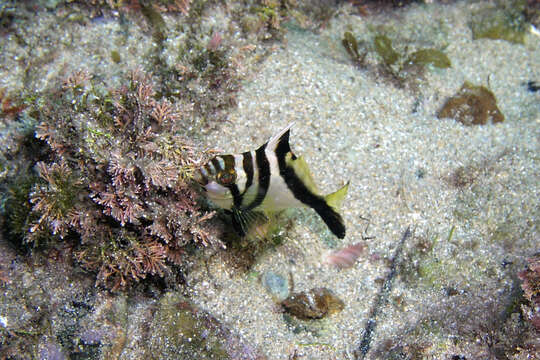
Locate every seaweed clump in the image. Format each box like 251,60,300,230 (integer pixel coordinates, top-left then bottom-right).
23,69,222,290
438,81,504,126
342,31,451,89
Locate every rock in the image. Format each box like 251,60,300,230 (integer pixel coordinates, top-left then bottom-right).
281,288,344,320
261,271,289,302
147,292,266,360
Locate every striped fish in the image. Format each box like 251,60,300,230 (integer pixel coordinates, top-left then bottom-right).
195,124,349,238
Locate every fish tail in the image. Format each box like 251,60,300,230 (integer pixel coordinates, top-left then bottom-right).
316,182,349,239
313,202,346,239
324,181,349,209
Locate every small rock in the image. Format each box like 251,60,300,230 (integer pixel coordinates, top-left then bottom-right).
281,287,344,320
261,271,289,301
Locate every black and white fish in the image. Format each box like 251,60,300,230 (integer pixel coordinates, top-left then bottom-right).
195,124,349,238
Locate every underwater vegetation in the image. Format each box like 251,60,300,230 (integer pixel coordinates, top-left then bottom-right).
342,31,451,89
469,0,529,44
438,81,504,126
4,69,224,291
342,31,451,70
0,0,338,292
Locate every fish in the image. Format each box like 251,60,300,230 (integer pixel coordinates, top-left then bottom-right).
195,124,349,238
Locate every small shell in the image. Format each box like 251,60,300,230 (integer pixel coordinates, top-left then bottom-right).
324,242,364,269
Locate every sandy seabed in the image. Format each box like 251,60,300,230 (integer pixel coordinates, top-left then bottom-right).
188,2,539,359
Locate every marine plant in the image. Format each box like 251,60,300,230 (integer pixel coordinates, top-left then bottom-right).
438,81,504,126
21,69,223,290
469,0,529,44
342,31,451,89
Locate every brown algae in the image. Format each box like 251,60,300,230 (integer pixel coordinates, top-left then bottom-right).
438,81,504,126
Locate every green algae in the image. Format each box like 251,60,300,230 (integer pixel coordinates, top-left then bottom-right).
438,81,504,126
373,34,399,66
110,50,121,64
342,31,360,61
407,48,451,69
2,175,39,243
470,1,528,44
342,31,451,90
140,2,167,44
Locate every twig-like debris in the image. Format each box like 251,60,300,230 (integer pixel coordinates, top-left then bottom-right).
355,226,412,359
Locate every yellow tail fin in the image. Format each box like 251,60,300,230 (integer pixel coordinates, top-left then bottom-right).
324,181,350,210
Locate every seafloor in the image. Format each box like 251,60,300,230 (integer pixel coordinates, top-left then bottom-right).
0,1,539,359
188,2,539,359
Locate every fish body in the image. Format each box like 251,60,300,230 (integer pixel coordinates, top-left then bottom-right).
196,124,349,238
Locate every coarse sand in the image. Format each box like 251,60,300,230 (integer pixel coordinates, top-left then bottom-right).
188,2,539,359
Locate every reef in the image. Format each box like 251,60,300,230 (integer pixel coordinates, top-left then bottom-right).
21,69,223,290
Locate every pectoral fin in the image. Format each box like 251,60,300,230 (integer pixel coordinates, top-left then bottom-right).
231,208,268,237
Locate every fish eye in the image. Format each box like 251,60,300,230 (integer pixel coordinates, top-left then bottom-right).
217,170,236,185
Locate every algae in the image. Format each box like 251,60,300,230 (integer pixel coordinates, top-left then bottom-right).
110,50,121,64
470,1,528,44
438,81,504,126
407,48,451,69
342,31,360,61
373,34,399,66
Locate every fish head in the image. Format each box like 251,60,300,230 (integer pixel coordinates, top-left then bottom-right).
194,155,239,210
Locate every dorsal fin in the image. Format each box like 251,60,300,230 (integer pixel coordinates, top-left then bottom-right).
266,123,294,151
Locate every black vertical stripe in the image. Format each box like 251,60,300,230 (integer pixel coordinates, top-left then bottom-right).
242,151,254,195
245,143,270,210
275,130,346,238
220,155,235,172
219,155,243,208
211,157,223,172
